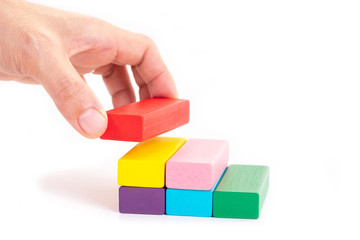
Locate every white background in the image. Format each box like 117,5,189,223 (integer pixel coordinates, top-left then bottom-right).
0,0,359,239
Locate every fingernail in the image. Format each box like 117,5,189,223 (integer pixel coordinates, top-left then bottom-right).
78,108,107,136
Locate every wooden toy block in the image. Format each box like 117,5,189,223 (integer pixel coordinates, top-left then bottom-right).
118,137,186,188
166,168,226,217
213,164,269,219
100,97,190,142
119,186,165,214
166,139,229,190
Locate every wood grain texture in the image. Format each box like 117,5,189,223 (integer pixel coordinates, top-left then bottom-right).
119,187,165,215
100,98,190,142
118,137,186,188
166,168,226,217
166,139,229,190
213,164,269,219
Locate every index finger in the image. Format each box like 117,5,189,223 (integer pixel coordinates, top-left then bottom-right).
112,30,178,100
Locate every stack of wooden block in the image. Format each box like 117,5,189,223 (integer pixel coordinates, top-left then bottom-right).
101,98,269,219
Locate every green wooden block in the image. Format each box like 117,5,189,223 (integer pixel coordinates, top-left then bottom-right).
213,164,269,219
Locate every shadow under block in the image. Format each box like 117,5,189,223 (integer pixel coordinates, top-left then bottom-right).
100,97,190,142
166,169,226,217
118,137,186,188
119,187,165,215
166,139,229,190
213,164,269,219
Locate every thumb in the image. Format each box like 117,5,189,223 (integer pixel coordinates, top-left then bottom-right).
33,54,107,139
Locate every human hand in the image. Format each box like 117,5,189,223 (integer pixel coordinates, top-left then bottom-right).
0,0,178,138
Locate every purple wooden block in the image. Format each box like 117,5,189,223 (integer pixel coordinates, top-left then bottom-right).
119,186,165,214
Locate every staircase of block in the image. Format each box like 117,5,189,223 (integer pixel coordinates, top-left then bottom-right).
101,97,269,219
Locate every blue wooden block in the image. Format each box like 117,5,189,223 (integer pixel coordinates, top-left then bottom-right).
166,169,226,217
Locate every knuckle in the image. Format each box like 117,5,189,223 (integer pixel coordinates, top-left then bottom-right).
17,29,58,75
138,34,156,49
54,78,82,103
26,29,54,48
133,34,158,67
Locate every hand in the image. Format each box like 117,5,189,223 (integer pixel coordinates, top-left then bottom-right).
0,0,178,138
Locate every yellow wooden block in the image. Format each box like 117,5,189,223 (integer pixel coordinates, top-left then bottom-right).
118,137,187,188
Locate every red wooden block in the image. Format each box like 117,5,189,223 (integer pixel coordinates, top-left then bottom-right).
100,98,190,142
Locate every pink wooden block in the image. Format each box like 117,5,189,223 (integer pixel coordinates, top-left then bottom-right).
165,139,229,190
